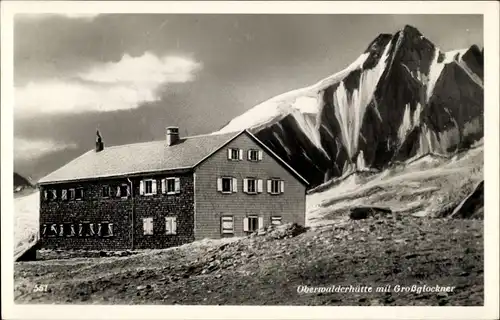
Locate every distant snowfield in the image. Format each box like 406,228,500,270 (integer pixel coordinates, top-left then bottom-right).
14,191,39,259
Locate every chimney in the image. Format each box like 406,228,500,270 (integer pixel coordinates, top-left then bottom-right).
166,126,180,146
95,130,104,152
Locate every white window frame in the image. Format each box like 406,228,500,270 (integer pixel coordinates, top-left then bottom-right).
143,217,154,235
244,216,260,233
221,216,234,234
271,216,282,226
247,149,263,161
243,178,259,194
219,177,237,194
268,179,284,195
163,177,181,195
141,179,157,196
227,148,243,161
165,216,177,235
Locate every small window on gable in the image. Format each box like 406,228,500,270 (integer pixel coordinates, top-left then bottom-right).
221,216,234,234
248,149,262,161
227,148,243,161
143,217,153,235
165,216,177,235
102,185,111,198
217,177,237,193
75,187,84,200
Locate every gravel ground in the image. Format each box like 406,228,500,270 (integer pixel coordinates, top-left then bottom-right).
14,216,483,306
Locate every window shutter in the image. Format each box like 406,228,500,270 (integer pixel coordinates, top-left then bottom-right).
280,180,285,194
247,150,251,160
243,178,248,193
232,178,237,192
139,180,144,195
52,190,57,199
51,224,57,236
217,178,222,192
243,218,249,232
258,217,264,230
239,149,243,160
59,224,64,237
70,224,75,237
78,224,83,237
267,180,272,193
172,217,177,234
152,180,157,194
116,186,121,197
126,185,131,197
43,190,48,200
108,223,114,237
97,223,102,236
257,179,263,193
62,189,67,200
227,148,232,160
258,150,263,161
42,224,47,236
89,223,95,236
175,178,181,193
161,179,166,194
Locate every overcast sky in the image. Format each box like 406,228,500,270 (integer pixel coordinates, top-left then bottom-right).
13,14,483,181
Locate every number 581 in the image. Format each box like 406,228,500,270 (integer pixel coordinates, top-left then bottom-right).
33,284,48,292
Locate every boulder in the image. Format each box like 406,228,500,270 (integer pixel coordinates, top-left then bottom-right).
349,207,392,220
449,181,484,219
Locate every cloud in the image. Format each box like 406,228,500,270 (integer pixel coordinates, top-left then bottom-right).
14,138,78,161
15,52,202,114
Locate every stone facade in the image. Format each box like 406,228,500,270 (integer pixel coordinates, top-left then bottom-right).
39,171,194,250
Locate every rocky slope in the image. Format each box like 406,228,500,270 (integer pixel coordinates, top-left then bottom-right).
218,25,483,187
14,172,33,192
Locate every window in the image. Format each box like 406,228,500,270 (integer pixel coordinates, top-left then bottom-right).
49,223,58,237
78,222,93,237
227,148,243,160
99,222,114,237
63,223,76,237
102,185,111,198
162,178,180,194
61,189,68,201
143,217,153,235
217,177,237,193
165,216,177,235
116,184,130,198
75,187,84,200
140,179,157,196
243,216,262,233
271,216,282,226
221,216,234,234
69,188,76,200
248,149,263,161
244,178,263,194
44,189,57,201
267,179,284,194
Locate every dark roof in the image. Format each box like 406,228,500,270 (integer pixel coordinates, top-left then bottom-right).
38,131,239,184
38,130,309,186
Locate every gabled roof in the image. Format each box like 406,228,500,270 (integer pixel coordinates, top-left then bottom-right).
38,130,309,186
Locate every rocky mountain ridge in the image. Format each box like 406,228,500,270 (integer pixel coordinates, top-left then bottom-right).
217,25,483,187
